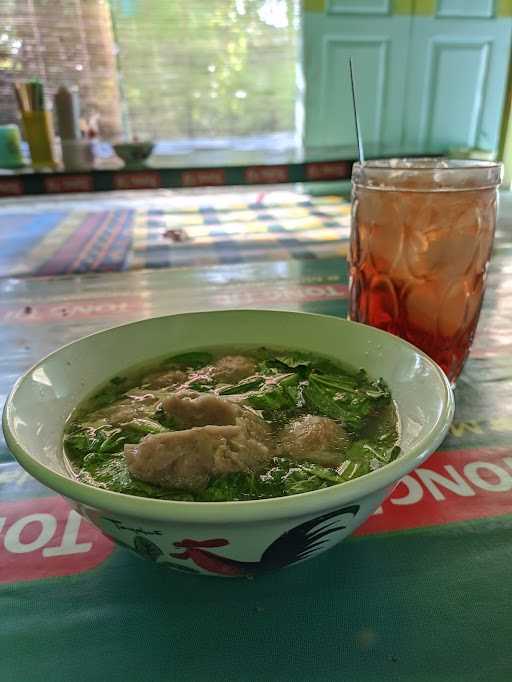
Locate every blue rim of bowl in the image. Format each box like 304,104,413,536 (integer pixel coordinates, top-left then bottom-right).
2,310,455,524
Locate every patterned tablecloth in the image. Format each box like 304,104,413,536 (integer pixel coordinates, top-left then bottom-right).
0,191,349,277
1,197,512,680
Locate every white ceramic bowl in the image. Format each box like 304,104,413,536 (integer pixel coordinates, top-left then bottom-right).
3,310,454,577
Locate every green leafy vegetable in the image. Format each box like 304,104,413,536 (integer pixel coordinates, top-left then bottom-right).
166,352,213,369
64,425,125,461
247,374,304,417
283,461,370,495
219,377,265,395
123,418,168,435
345,439,400,466
64,428,94,458
269,355,311,371
90,377,128,408
186,380,213,392
304,371,391,432
110,376,126,386
198,473,251,501
198,456,375,501
283,463,343,495
198,470,284,501
153,406,180,430
98,428,126,453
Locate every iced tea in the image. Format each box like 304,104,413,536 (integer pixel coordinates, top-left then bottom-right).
349,159,502,383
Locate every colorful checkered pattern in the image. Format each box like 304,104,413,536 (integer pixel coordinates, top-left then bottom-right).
0,191,350,277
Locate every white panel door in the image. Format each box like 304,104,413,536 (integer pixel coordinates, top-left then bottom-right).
303,1,412,156
303,1,512,157
403,6,512,153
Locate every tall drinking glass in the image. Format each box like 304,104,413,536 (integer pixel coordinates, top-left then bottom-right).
349,159,502,384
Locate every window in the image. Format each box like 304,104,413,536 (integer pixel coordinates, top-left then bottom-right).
0,0,300,157
0,0,122,137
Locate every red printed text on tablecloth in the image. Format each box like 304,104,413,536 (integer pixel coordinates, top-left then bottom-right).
0,496,113,584
356,447,512,535
0,295,149,323
0,284,348,324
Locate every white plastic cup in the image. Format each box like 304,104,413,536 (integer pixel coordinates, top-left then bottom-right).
61,139,94,171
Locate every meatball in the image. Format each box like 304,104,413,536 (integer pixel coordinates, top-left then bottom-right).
212,355,257,384
124,422,271,492
162,390,239,427
279,415,348,466
238,408,271,445
101,402,139,425
144,369,188,390
99,392,159,425
128,388,273,492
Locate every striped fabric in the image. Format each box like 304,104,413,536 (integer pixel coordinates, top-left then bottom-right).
0,192,350,278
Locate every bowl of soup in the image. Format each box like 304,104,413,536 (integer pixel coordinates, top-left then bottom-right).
3,310,453,577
